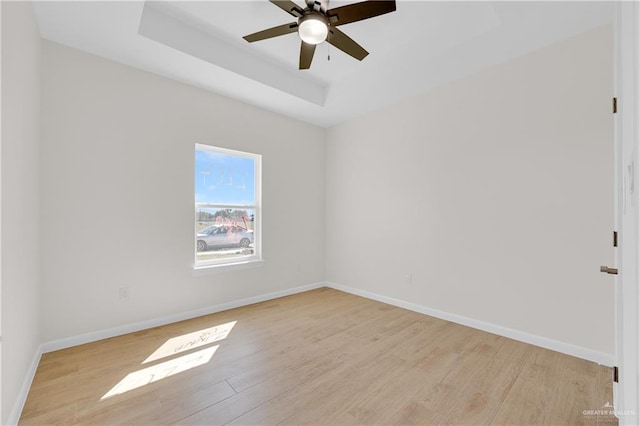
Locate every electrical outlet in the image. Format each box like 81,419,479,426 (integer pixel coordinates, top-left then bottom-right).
405,273,413,284
118,286,129,301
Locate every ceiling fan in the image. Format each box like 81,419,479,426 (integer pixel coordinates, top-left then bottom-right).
243,0,396,70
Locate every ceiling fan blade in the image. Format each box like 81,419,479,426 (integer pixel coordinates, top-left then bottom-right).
327,27,368,61
299,41,316,69
327,0,396,27
243,22,298,42
269,0,305,17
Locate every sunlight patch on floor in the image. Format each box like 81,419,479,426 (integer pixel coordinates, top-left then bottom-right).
101,346,218,400
143,320,236,364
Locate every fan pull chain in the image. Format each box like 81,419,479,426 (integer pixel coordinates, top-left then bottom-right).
327,42,331,62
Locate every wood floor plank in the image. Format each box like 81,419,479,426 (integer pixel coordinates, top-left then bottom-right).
19,403,77,426
72,386,162,425
544,356,600,425
226,331,418,424
127,379,236,425
176,367,308,425
490,346,589,425
281,356,415,425
392,327,504,425
19,288,616,426
438,338,532,425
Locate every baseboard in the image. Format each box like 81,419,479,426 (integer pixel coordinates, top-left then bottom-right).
325,282,616,367
7,344,43,426
41,281,325,353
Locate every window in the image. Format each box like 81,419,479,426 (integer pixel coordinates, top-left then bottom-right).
195,144,261,268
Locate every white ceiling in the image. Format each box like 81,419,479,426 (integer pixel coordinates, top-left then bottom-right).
33,1,613,127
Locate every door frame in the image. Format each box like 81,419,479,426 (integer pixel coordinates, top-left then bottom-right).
614,1,640,423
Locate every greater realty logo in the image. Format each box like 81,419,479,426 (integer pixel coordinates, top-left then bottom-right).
583,402,635,418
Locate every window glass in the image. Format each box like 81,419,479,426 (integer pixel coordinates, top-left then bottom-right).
195,144,260,267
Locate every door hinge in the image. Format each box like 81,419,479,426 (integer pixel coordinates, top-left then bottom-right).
614,231,618,247
614,366,619,383
613,97,618,114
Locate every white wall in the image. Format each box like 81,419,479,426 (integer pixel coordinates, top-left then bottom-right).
41,42,325,342
1,2,42,424
326,25,615,358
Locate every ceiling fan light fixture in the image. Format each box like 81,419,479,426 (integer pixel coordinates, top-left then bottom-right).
298,14,328,45
243,0,397,70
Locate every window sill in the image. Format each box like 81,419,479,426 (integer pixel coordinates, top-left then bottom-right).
193,259,264,276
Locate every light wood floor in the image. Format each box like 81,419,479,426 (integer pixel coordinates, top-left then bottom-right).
20,288,615,425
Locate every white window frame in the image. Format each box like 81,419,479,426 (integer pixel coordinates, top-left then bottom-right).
194,143,262,270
